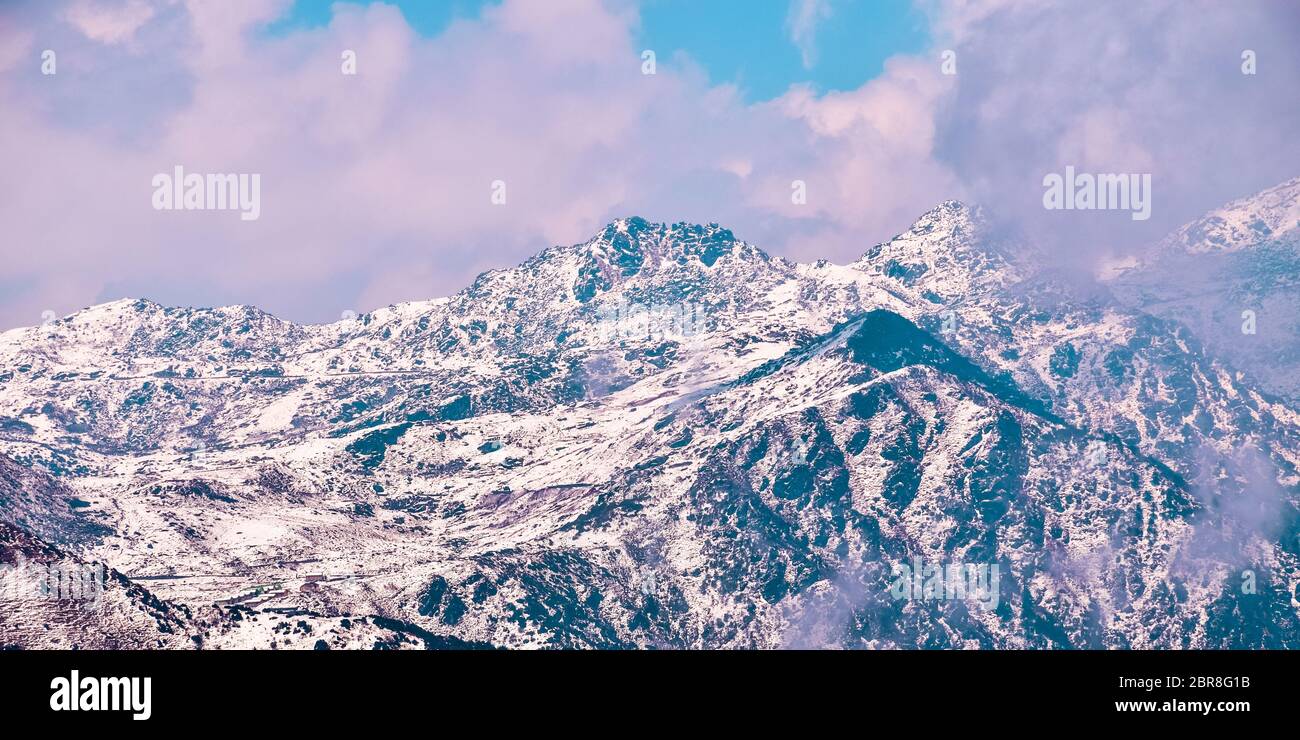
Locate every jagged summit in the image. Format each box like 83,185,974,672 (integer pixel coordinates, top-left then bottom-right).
580,216,760,267
592,216,740,250
569,217,770,303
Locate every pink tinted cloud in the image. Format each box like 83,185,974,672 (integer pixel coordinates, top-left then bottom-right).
0,0,958,329
15,0,1293,331
924,0,1300,268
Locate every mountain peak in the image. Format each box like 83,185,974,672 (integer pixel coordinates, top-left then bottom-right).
1159,177,1300,255
587,217,740,259
855,200,984,263
910,199,982,233
571,217,761,302
851,199,1011,300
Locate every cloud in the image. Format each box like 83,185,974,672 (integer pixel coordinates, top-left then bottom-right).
0,0,956,329
925,0,1300,269
1173,443,1294,593
0,0,1296,330
785,0,832,70
61,0,156,45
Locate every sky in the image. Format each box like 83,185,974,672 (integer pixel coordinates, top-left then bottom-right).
265,0,932,101
0,0,1297,329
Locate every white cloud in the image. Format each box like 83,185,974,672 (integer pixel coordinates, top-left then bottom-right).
0,0,956,329
61,0,156,45
1,0,1295,330
786,0,832,69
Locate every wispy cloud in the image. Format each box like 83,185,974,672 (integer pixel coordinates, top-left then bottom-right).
785,0,832,69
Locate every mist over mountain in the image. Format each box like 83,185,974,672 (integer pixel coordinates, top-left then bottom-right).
1,180,1297,649
1110,177,1300,399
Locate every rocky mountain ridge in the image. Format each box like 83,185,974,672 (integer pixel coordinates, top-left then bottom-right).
1,185,1297,648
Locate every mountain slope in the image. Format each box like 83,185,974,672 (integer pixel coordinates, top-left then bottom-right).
1110,177,1300,399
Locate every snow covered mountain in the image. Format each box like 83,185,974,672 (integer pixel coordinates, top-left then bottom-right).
2,187,1298,649
1110,177,1300,399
